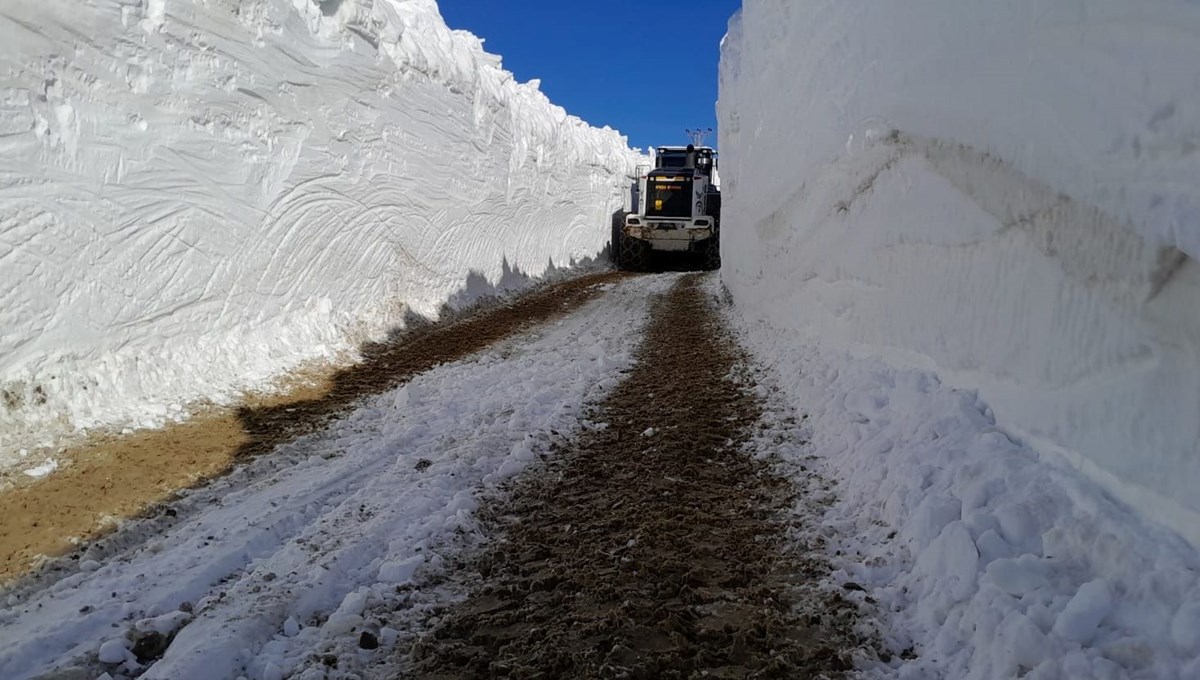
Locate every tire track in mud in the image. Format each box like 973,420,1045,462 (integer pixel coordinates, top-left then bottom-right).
409,274,864,679
0,270,630,584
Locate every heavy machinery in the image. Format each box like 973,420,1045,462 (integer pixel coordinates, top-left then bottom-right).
612,130,721,271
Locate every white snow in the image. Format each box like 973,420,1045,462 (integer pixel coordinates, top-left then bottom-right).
96,639,129,665
0,275,672,680
1052,579,1114,645
731,319,1200,679
719,2,1200,677
21,459,59,478
0,0,645,468
719,0,1200,545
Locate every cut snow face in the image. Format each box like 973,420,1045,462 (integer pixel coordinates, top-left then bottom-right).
0,0,647,466
719,0,1200,549
0,274,674,680
719,3,1200,675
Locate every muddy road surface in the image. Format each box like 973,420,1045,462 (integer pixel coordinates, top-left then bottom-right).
409,274,865,679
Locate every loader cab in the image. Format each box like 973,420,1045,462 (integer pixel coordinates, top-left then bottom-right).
655,145,717,178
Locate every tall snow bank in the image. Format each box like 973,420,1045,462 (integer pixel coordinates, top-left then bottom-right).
0,0,643,463
719,1,1200,542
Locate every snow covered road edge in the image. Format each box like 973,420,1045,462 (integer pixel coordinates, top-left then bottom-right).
729,312,1200,679
0,0,645,465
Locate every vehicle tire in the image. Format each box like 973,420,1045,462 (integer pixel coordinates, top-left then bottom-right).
610,212,625,267
620,235,648,271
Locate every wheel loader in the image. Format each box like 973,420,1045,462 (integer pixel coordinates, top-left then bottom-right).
612,142,721,271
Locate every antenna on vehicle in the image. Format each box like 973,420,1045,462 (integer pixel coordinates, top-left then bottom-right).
685,127,713,147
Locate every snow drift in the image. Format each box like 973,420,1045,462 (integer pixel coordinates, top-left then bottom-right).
0,0,643,465
719,0,1200,543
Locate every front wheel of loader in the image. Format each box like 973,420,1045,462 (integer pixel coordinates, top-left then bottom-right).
610,211,628,268
620,234,649,271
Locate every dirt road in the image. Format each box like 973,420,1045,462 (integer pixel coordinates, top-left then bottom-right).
409,275,865,679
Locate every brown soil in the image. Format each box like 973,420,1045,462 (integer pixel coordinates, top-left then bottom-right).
0,271,628,584
409,274,864,679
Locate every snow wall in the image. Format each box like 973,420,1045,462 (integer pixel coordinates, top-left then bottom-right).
719,1,1200,543
0,0,644,463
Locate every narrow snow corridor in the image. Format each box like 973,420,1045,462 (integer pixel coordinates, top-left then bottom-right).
2,2,1200,678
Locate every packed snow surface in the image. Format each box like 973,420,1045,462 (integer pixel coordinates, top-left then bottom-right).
719,1,1200,543
0,275,673,680
733,317,1200,679
0,0,644,467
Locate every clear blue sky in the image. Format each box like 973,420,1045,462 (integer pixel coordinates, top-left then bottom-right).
438,0,742,152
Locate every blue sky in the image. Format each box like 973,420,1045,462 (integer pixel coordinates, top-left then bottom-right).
438,0,742,152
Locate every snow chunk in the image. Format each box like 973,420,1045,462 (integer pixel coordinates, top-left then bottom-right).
1053,579,1114,643
985,556,1050,596
377,555,423,584
97,638,129,664
134,610,192,637
914,521,978,603
23,459,59,478
321,614,363,637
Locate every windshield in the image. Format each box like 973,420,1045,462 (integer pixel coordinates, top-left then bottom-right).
646,178,692,218
656,149,715,176
658,152,689,168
